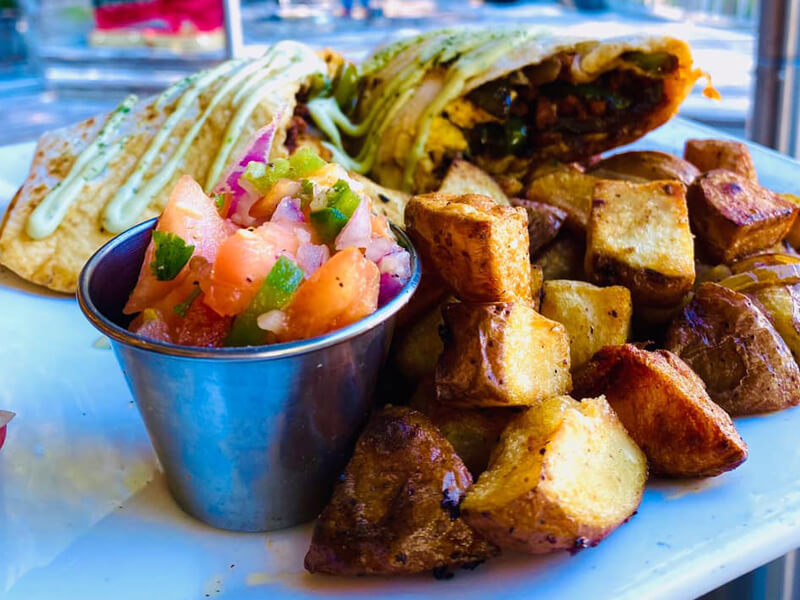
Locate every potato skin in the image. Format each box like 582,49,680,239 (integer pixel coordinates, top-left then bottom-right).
436,302,572,407
665,282,800,415
589,150,700,186
304,406,498,575
511,198,568,255
684,138,758,183
585,179,695,307
405,193,532,304
461,396,646,554
540,280,632,368
533,231,586,281
687,170,798,263
573,344,748,477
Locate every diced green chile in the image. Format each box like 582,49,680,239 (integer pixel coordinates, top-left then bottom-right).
623,51,677,75
310,207,349,244
225,255,304,346
467,79,513,118
241,149,327,195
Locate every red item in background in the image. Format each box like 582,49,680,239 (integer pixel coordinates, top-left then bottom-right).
93,0,224,33
0,410,14,451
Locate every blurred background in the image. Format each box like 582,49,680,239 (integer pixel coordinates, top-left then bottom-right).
1,0,799,597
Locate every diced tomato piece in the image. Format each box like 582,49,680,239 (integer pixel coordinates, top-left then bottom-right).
175,298,232,347
129,308,174,343
281,247,380,342
125,176,229,314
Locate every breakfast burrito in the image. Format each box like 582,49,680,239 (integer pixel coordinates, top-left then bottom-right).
307,28,703,192
0,42,328,293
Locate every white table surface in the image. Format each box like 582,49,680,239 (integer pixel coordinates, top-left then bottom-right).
2,118,800,600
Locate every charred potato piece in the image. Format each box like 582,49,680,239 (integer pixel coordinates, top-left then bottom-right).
436,302,571,407
405,193,532,304
573,345,748,477
304,406,498,575
687,170,798,263
511,198,568,255
438,159,510,206
585,180,695,307
411,378,522,477
349,172,410,227
665,282,800,415
461,395,646,554
394,298,452,380
525,165,597,232
533,231,586,281
530,264,544,312
540,280,632,368
684,138,759,183
589,151,700,186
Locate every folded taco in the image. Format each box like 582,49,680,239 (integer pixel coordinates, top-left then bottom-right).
307,28,702,192
0,41,328,293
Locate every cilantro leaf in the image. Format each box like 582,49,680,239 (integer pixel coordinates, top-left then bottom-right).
173,285,202,318
150,231,194,281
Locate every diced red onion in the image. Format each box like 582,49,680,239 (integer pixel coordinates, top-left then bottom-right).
297,243,330,276
365,236,397,263
211,112,282,222
334,199,372,250
257,309,287,335
378,272,405,307
271,197,305,224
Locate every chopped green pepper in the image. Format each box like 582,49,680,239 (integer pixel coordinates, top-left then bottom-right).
288,147,327,178
242,158,291,194
309,207,349,244
299,179,315,210
225,256,305,347
326,179,361,216
623,51,677,76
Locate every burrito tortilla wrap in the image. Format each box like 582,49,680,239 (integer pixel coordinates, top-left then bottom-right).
308,29,703,192
0,42,327,293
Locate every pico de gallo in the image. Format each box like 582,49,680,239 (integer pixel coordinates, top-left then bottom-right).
123,123,412,348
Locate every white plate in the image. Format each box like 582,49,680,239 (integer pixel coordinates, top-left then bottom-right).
2,119,800,600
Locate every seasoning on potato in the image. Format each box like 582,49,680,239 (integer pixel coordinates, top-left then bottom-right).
540,280,632,369
573,344,748,478
436,302,571,407
461,395,647,554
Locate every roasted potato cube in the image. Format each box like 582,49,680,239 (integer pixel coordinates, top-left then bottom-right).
405,193,532,304
573,345,748,477
526,165,596,231
533,231,586,281
511,198,568,255
589,150,700,186
438,159,510,205
585,180,695,306
304,406,498,575
687,170,798,263
394,298,452,380
436,302,571,407
666,282,800,415
684,138,759,183
540,280,632,368
411,377,522,476
461,395,646,554
530,264,543,312
349,172,410,227
395,269,450,331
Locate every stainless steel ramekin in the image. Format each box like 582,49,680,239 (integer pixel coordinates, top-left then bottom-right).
77,218,420,532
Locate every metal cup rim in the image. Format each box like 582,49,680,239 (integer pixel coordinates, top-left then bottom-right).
77,217,421,361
